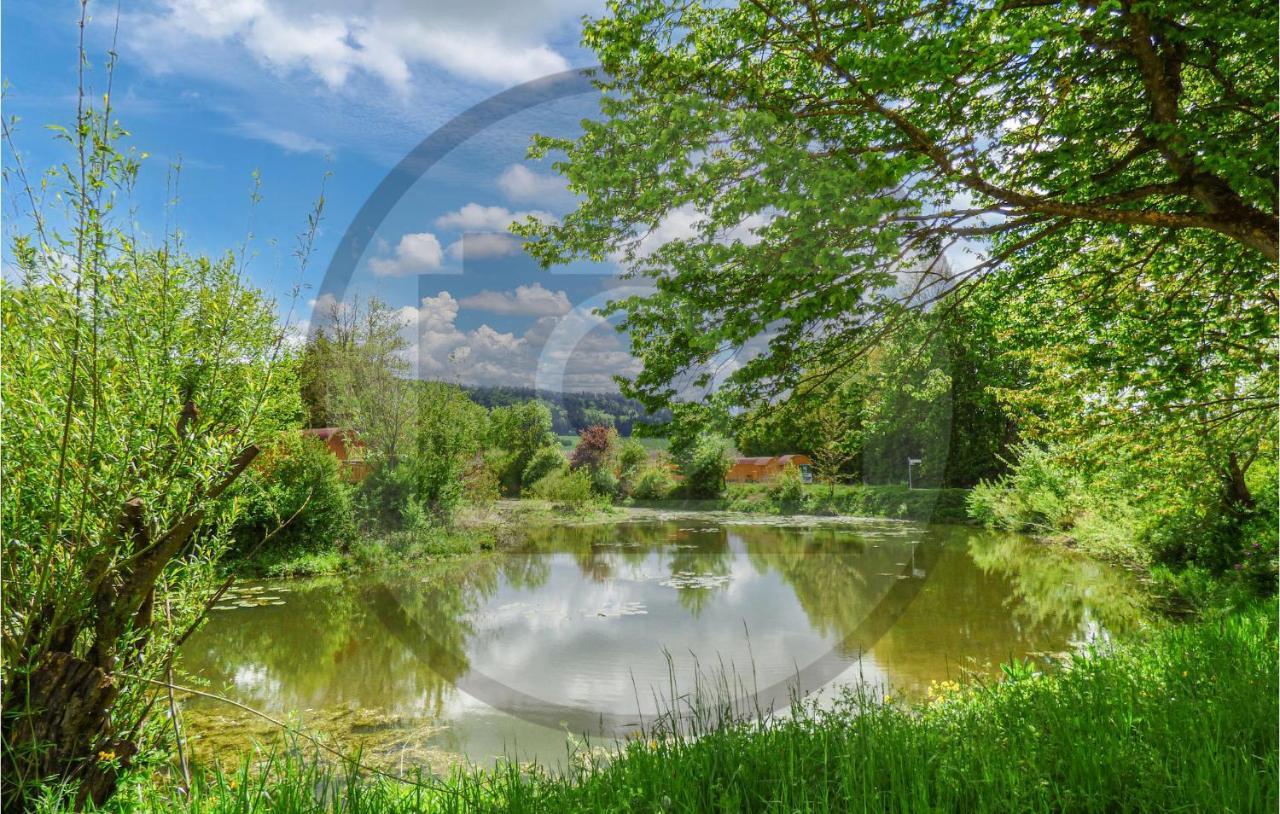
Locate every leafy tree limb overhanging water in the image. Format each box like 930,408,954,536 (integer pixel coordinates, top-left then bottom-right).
517,0,1276,409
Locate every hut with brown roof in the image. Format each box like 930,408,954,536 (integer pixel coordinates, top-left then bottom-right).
726,454,813,484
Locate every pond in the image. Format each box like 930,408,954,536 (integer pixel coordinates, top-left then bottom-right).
179,517,1144,772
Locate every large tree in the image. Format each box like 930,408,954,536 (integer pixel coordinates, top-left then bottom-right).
520,0,1276,534
521,0,1276,410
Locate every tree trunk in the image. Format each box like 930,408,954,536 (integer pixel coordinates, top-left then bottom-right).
1,653,136,812
1223,451,1256,514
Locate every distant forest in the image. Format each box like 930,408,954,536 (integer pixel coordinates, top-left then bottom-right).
460,385,671,437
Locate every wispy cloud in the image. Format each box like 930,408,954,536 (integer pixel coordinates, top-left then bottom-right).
235,120,332,155
124,0,592,92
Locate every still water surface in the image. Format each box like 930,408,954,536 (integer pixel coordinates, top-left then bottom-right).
180,517,1142,770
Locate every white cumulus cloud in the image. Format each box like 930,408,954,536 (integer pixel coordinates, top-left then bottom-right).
368,232,445,277
446,233,523,260
397,290,638,391
459,283,572,316
435,203,554,233
125,0,590,91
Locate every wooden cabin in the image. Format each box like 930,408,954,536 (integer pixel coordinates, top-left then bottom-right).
726,454,814,484
301,427,371,482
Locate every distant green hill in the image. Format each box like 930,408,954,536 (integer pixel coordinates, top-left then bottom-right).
459,385,671,436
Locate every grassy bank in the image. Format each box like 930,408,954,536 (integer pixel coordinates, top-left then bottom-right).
102,602,1276,813
636,483,973,523
229,526,495,578
227,500,627,578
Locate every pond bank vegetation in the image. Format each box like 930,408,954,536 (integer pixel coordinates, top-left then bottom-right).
95,603,1277,814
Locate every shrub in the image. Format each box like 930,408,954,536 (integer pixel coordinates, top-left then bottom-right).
463,457,502,509
523,446,569,488
630,464,677,500
528,468,597,508
0,95,301,805
967,444,1085,533
411,382,488,520
489,401,559,494
591,467,620,499
570,424,619,472
769,464,806,513
677,433,733,499
617,438,649,485
353,462,421,530
231,434,354,558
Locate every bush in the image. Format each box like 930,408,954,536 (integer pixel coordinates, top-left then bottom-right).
411,381,488,520
967,443,1146,565
463,457,502,509
528,468,597,508
769,464,806,513
617,438,649,487
353,462,421,530
677,433,733,499
570,424,619,472
523,446,569,488
630,463,677,500
231,434,354,558
591,467,620,499
967,444,1085,532
489,401,559,495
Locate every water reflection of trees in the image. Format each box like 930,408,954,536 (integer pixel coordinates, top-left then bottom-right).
963,530,1144,634
512,521,1144,656
183,521,1144,728
181,557,510,719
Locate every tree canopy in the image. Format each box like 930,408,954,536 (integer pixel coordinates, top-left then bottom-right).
521,0,1277,413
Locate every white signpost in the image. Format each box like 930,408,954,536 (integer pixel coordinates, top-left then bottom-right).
907,457,923,490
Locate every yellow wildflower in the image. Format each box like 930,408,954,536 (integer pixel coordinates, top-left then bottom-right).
97,750,116,762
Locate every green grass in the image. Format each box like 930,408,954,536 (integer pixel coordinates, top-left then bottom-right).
99,603,1277,813
231,525,495,578
714,483,973,523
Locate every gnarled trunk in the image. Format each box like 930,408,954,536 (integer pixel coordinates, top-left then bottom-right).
1,653,137,813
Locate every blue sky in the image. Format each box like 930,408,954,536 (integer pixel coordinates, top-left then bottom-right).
3,0,656,392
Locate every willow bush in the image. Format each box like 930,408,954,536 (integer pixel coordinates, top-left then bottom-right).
0,71,303,809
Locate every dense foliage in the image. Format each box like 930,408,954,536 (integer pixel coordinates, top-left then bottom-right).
411,383,489,519
568,424,619,473
518,0,1277,568
488,401,561,496
522,0,1276,410
0,101,301,805
230,434,355,561
673,433,734,499
521,447,570,491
